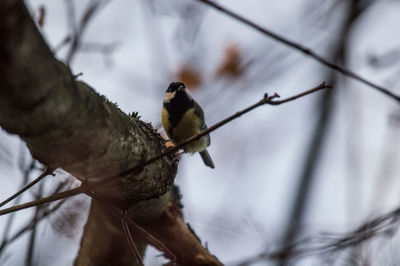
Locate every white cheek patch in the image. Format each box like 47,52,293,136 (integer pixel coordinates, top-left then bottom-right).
164,91,176,103
184,89,193,100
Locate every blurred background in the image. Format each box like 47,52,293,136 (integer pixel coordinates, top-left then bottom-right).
1,0,400,265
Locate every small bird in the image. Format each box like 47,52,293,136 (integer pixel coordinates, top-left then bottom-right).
161,82,215,168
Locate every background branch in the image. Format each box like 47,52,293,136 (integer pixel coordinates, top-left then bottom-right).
196,0,400,102
234,203,400,265
0,180,70,256
0,166,56,208
65,0,111,64
0,158,36,256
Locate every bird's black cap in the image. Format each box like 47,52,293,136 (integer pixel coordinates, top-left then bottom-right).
166,82,185,92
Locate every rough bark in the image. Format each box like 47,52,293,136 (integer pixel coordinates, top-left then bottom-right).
0,1,222,265
0,0,176,204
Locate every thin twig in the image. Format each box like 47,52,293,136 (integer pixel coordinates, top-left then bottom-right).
195,0,400,102
0,187,84,216
0,158,35,254
0,166,56,208
0,181,70,255
121,210,144,266
26,181,45,266
92,82,331,186
0,82,330,216
89,191,177,263
65,0,110,64
233,205,400,265
80,41,120,54
0,199,67,255
53,35,72,53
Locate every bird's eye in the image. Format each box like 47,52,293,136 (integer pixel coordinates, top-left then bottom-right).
179,85,184,91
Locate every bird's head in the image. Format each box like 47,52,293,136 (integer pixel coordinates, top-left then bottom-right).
166,82,185,93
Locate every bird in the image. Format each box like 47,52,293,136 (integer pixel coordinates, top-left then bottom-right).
161,82,215,168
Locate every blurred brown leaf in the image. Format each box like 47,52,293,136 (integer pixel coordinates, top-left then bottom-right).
216,43,243,79
175,65,203,91
38,6,46,27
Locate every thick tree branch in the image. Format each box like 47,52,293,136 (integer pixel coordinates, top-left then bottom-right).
196,0,400,102
0,0,176,206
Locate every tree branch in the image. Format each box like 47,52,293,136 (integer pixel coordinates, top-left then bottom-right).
196,0,400,102
0,198,67,255
234,204,400,265
0,187,84,216
65,0,110,64
0,82,330,217
0,166,56,208
93,195,176,264
120,210,145,266
0,158,36,255
0,180,70,255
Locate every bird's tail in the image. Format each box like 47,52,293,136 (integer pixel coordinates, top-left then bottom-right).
199,150,215,169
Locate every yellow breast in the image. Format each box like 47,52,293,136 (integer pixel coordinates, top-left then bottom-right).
161,107,171,138
162,108,208,153
172,108,200,141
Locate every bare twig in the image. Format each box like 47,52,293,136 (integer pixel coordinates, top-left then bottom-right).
195,0,400,102
87,81,329,188
80,41,119,54
26,181,44,266
0,166,56,208
0,187,84,216
53,35,72,53
96,82,331,178
121,209,144,266
0,199,67,255
0,181,70,255
65,0,110,64
0,82,330,216
0,158,36,254
80,41,120,66
368,48,400,68
89,191,177,263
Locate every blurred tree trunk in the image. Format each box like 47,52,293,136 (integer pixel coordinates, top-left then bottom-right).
279,0,372,264
0,1,222,265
